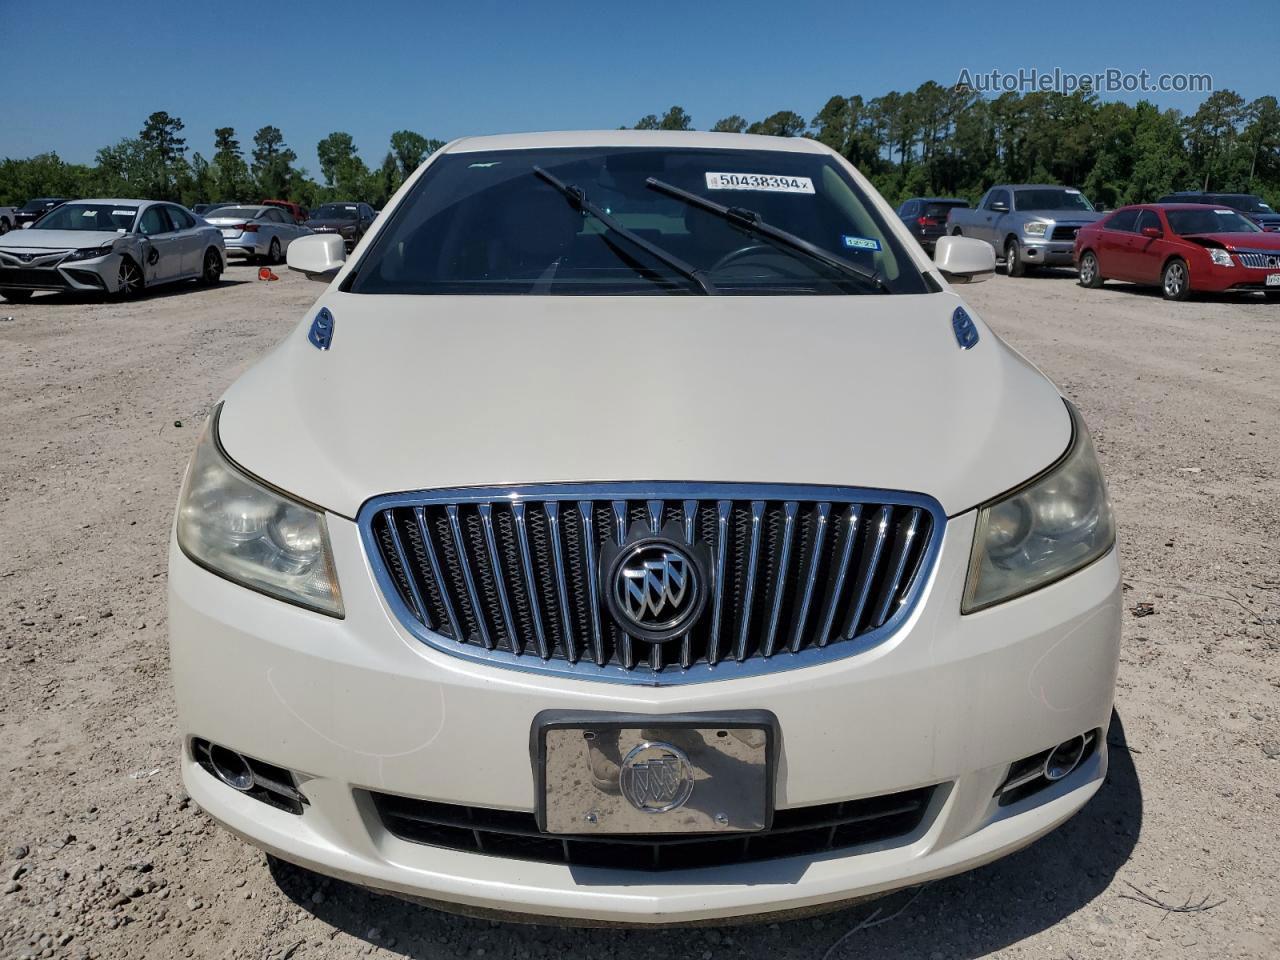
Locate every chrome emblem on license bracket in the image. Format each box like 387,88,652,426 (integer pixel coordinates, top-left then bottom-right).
619,741,695,813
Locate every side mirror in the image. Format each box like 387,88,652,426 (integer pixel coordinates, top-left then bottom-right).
287,233,347,281
989,201,1009,213
933,235,996,284
1141,226,1162,239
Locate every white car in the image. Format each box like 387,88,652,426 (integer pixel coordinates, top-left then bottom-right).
169,131,1120,925
0,199,225,302
201,204,312,264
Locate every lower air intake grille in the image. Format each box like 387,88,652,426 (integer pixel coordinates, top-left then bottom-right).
371,786,935,871
362,484,943,682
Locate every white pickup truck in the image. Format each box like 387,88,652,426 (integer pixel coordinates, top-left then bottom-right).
947,184,1103,276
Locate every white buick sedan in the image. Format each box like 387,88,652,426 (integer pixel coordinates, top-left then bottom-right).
169,131,1120,925
0,199,224,301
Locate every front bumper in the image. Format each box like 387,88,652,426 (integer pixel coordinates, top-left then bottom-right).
169,509,1121,924
1019,240,1077,267
0,255,117,292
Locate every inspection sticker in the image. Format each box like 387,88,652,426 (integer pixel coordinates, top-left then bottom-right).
1215,209,1234,215
841,235,881,251
705,172,815,194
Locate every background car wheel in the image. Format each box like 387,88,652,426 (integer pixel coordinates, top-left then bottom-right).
116,257,143,300
198,249,222,285
1078,251,1103,288
1161,258,1191,301
1,288,32,303
1005,238,1026,277
950,227,963,237
268,238,282,265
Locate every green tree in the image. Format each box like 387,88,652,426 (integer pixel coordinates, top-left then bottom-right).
711,115,748,134
138,111,187,200
632,114,660,130
316,131,357,186
251,126,296,199
211,127,250,201
658,106,692,130
389,130,443,178
746,111,807,138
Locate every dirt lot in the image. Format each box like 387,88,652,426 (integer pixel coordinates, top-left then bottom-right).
1,263,1278,960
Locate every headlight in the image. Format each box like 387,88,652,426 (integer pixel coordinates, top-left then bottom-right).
64,245,113,262
175,406,343,616
1023,221,1049,238
963,403,1114,612
1208,248,1233,267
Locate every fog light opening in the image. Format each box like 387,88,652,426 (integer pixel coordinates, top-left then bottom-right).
208,744,255,792
1044,734,1088,782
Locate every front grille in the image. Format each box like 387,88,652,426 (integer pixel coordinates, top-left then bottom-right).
363,484,942,682
0,266,68,288
1235,251,1280,269
372,786,935,871
1050,226,1079,242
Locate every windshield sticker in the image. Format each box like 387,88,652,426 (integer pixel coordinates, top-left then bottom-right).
469,161,501,168
841,235,881,251
705,172,815,194
112,210,134,216
1215,209,1234,215
1066,188,1081,194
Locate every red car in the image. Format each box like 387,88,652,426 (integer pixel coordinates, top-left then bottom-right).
262,199,310,225
1073,203,1280,301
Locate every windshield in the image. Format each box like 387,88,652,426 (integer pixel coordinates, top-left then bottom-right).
31,203,136,231
1014,189,1094,212
204,206,264,220
348,146,929,295
21,199,59,213
312,204,358,219
1167,208,1262,235
922,201,967,218
1215,195,1272,214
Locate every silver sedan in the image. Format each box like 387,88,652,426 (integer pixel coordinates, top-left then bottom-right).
0,199,226,302
202,204,312,264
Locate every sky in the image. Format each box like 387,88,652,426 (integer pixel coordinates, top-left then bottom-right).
2,0,1277,175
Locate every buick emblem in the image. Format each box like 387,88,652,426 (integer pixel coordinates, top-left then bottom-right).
603,536,708,642
619,741,694,813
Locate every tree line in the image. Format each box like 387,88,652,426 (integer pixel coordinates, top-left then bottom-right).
2,85,1278,211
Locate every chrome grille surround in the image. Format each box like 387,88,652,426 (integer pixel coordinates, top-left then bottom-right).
1233,250,1280,270
359,483,946,686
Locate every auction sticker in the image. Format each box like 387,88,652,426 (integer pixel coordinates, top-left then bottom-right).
842,235,881,251
705,172,815,194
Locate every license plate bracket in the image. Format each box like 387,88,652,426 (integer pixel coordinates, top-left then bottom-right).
1266,273,1280,287
531,710,778,835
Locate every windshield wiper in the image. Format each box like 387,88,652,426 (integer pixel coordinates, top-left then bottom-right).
645,177,886,293
532,166,715,295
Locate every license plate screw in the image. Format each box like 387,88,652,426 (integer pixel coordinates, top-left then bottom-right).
715,813,728,825
584,811,599,825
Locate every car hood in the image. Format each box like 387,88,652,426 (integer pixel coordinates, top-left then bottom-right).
1190,232,1280,251
0,229,121,250
217,292,1071,519
1022,210,1105,224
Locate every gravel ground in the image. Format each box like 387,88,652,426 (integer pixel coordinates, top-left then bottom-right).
1,264,1277,959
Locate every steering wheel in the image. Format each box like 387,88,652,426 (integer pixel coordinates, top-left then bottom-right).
710,243,810,278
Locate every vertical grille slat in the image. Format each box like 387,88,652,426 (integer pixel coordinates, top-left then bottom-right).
366,486,940,681
446,504,494,650
512,503,550,659
816,505,861,647
761,501,798,657
789,502,830,653
843,504,893,641
413,506,459,639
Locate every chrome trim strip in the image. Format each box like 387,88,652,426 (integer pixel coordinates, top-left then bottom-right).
446,504,493,650
358,482,946,687
611,500,633,668
382,509,429,629
478,504,521,654
646,499,663,534
871,508,922,629
413,506,458,639
844,504,893,640
578,501,605,666
789,502,830,653
512,502,549,659
762,501,798,657
733,501,766,662
544,503,576,663
707,499,732,666
816,505,860,647
679,499,698,668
